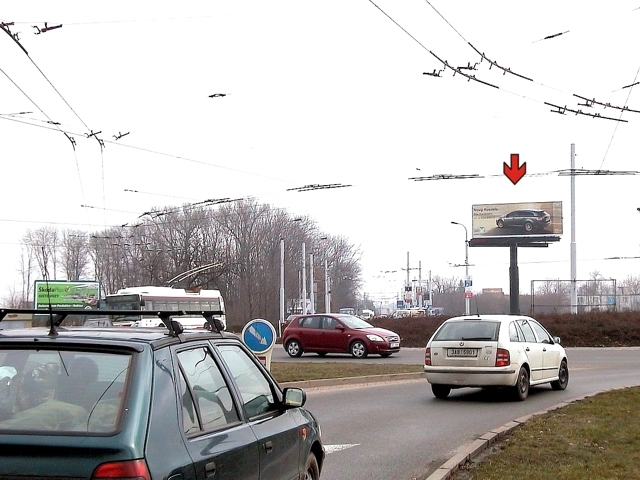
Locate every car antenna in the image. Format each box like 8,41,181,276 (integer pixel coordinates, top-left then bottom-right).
41,247,58,336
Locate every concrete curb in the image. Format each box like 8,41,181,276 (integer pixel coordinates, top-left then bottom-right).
425,385,640,480
281,372,425,390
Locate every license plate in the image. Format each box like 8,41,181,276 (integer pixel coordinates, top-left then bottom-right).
448,348,477,357
390,342,399,348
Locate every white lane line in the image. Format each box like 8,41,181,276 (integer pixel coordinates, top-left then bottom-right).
324,444,359,454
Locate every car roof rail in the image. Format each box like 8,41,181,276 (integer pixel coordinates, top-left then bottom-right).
0,308,225,338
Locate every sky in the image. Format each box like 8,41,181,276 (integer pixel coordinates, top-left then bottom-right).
1,1,640,305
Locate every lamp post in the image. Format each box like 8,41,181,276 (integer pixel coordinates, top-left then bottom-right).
451,221,470,315
279,238,284,338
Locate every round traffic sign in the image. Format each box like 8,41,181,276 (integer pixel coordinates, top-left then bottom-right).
241,319,276,354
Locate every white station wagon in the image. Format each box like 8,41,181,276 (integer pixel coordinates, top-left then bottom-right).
423,315,569,401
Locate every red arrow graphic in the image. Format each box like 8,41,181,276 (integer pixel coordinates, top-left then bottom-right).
504,153,526,185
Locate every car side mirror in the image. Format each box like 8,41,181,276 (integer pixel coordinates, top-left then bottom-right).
554,336,561,344
283,387,306,408
335,324,345,330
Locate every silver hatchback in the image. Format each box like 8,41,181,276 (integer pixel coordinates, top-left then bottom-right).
423,315,568,401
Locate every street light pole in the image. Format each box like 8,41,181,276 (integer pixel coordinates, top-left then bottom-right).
451,221,470,315
279,238,285,338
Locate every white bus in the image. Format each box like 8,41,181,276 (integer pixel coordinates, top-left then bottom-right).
104,286,226,330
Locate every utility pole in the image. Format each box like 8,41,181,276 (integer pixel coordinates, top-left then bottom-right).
309,253,315,314
451,221,470,315
570,143,577,314
302,243,307,314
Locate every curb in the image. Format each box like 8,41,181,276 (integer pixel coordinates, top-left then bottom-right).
280,372,425,390
425,385,639,480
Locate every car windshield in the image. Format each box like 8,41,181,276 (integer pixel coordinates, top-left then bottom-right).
0,349,131,434
339,315,374,329
432,320,500,341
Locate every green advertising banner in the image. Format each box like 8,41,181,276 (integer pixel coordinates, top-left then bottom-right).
34,280,101,310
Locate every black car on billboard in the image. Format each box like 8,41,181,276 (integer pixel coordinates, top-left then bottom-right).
496,209,551,232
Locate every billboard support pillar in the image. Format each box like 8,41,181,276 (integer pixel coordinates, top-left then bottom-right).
509,244,520,314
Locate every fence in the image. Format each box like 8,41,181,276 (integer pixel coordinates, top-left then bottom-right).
529,279,640,314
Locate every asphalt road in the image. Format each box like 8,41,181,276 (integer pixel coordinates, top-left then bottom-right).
295,347,640,480
271,344,426,364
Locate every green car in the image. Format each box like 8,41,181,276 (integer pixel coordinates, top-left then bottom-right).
0,308,324,479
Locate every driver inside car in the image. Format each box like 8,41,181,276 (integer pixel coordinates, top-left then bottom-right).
0,362,88,431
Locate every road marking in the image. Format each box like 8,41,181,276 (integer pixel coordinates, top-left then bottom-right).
324,444,359,454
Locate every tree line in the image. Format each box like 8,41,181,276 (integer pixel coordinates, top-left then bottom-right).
4,199,363,326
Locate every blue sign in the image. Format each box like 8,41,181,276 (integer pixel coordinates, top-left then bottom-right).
396,300,405,309
464,279,472,287
242,319,276,354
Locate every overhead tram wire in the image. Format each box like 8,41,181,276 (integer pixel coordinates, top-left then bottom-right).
367,0,499,89
0,68,90,223
597,63,640,171
0,114,298,185
420,0,640,123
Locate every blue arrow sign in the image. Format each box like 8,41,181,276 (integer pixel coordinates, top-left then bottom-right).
242,319,276,354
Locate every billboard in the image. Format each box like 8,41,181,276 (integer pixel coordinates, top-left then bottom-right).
472,201,562,238
34,280,101,310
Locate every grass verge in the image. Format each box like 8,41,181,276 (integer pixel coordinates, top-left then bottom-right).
452,386,640,480
270,362,423,383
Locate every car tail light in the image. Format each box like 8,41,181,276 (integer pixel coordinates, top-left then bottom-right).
495,348,510,367
424,347,432,366
92,459,151,480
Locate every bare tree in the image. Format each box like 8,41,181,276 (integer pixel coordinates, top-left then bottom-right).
431,275,462,294
22,227,60,280
620,274,640,294
60,230,91,280
535,279,570,295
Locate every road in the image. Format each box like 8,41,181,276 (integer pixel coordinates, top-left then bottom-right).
295,347,640,480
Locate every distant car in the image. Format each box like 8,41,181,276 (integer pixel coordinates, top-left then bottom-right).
283,313,401,358
0,308,324,479
423,314,568,401
496,209,551,232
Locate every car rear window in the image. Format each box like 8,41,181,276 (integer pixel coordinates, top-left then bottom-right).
432,321,500,341
0,349,131,434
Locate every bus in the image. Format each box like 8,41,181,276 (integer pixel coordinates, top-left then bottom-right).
104,286,226,330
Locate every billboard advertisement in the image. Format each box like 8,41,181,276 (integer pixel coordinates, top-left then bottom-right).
34,280,101,310
472,201,562,238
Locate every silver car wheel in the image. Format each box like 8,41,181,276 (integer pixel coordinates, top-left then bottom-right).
350,340,367,358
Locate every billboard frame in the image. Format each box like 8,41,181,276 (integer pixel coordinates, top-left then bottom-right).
472,201,563,240
33,280,101,310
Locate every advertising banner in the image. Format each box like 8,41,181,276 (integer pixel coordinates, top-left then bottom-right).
472,201,562,238
34,280,101,310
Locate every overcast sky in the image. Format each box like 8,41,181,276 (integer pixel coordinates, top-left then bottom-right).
2,1,640,304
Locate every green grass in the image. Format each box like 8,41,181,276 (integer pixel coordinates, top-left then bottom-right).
452,387,640,480
270,362,423,383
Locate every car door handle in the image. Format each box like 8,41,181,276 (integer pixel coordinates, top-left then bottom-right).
205,461,216,478
543,348,547,352
264,440,274,454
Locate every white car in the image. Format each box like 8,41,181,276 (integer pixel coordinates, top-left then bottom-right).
423,315,569,401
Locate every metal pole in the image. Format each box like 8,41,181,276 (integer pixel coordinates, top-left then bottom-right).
451,221,470,315
418,261,422,308
279,239,284,337
510,243,520,314
309,253,315,314
464,227,470,315
324,258,330,313
570,143,577,314
302,243,307,314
